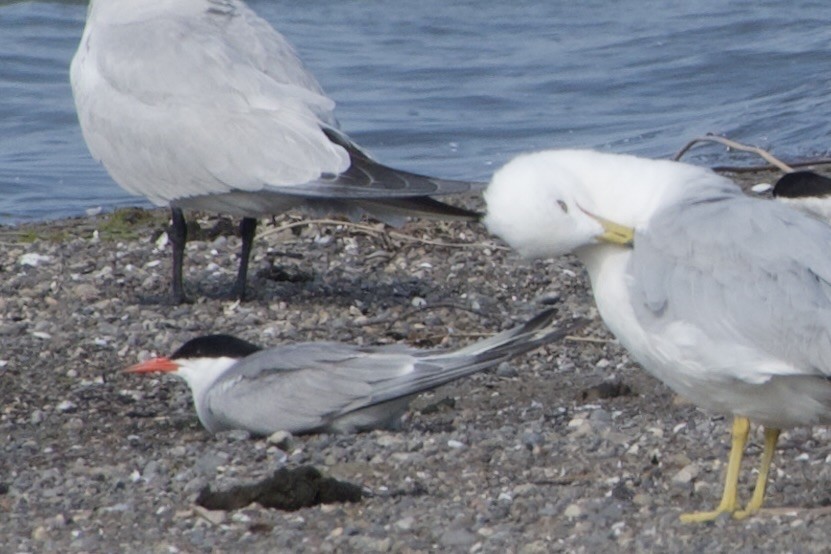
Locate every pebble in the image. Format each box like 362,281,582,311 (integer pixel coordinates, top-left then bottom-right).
515,484,539,499
19,253,51,267
195,452,226,475
477,526,495,538
496,362,519,377
519,541,550,554
226,430,251,442
389,452,422,464
394,516,415,531
374,433,403,448
564,504,583,518
348,537,391,551
169,446,187,458
589,408,611,423
267,430,294,450
194,506,227,526
56,400,77,413
440,528,477,548
672,463,700,485
521,431,543,448
72,284,99,301
567,418,593,438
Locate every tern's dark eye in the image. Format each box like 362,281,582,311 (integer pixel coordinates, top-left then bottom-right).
556,200,569,213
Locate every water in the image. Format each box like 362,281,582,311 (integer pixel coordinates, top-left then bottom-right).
3,0,831,224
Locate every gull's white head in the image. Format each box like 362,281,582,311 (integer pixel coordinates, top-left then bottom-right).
484,149,736,259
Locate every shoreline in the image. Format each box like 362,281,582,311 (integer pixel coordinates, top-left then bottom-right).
3,172,830,551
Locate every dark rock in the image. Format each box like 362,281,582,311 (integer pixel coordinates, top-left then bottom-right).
195,465,363,511
580,381,633,402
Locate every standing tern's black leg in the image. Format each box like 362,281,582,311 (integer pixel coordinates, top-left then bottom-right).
231,217,258,300
169,207,189,304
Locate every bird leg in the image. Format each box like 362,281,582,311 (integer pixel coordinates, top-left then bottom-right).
230,217,258,300
680,415,749,523
169,207,189,304
733,426,780,520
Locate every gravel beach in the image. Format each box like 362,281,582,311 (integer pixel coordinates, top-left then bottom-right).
3,171,831,553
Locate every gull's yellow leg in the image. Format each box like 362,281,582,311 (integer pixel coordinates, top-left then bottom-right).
733,427,781,520
680,416,750,523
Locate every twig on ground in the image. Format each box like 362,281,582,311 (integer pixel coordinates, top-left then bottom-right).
257,218,508,251
565,335,615,344
712,158,831,173
673,135,793,172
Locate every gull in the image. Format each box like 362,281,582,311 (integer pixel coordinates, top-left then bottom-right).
70,0,481,303
124,309,582,435
484,148,831,522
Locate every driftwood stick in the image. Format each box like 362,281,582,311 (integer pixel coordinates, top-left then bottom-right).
673,135,793,172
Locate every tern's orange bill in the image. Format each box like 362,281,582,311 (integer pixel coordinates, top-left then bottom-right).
123,357,179,374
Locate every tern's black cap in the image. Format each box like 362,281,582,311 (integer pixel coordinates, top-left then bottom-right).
171,334,262,360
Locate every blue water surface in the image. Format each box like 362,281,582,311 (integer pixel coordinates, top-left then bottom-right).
2,0,830,223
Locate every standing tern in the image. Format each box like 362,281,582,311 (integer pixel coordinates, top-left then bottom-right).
70,0,481,303
124,309,582,435
484,149,831,521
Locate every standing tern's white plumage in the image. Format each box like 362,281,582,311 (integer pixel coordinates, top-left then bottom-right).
124,309,581,436
70,0,481,303
484,149,831,522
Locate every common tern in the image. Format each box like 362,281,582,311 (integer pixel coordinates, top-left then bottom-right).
125,309,581,435
71,0,481,303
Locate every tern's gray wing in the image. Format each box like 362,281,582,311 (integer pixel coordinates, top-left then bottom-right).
261,129,483,221
366,309,582,405
220,1,330,98
202,342,428,435
71,1,348,206
630,193,831,386
270,129,486,198
202,309,577,435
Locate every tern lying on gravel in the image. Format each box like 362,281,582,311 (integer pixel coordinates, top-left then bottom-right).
70,0,481,304
484,149,831,522
125,309,581,435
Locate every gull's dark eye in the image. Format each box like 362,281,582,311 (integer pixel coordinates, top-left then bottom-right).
556,200,569,213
